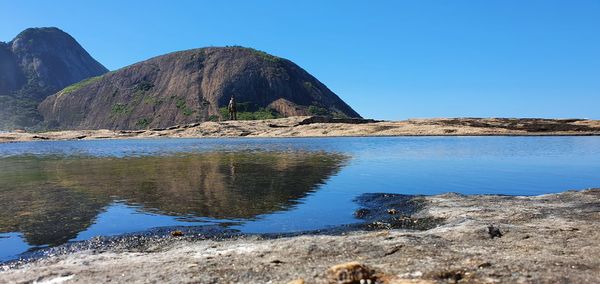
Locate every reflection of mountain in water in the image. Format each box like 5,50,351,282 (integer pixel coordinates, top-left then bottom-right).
0,152,348,246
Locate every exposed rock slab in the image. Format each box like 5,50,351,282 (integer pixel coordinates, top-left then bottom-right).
1,189,598,283
1,117,599,143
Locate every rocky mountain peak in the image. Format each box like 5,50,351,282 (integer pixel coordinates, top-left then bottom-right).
0,27,108,129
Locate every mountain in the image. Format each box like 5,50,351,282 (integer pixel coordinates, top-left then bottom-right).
0,27,108,129
39,47,361,130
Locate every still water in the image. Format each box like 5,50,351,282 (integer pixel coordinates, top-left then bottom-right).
1,137,600,261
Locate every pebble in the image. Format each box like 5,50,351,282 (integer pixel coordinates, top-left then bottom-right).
326,261,375,284
487,225,503,239
354,208,370,218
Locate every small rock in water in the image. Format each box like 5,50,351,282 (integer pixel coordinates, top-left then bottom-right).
387,208,398,215
170,230,184,237
354,208,370,218
487,225,503,239
326,261,375,284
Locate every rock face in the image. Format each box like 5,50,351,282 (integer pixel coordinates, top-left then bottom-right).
39,47,361,130
0,27,108,129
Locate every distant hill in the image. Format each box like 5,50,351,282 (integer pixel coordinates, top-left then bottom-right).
40,47,361,130
0,27,108,129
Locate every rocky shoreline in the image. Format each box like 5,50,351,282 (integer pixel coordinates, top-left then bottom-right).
1,116,600,143
1,189,599,283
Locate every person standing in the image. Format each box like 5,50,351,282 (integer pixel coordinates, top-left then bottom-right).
228,96,237,120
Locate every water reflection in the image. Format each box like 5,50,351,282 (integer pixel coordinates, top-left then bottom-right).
0,152,348,247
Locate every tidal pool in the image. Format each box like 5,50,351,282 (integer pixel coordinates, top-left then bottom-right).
1,136,600,261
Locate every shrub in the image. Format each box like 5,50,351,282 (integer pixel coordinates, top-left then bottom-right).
249,48,281,63
219,106,281,120
173,97,194,116
143,96,163,106
332,111,350,119
111,103,131,114
303,82,314,91
182,107,194,116
308,105,330,116
219,107,230,119
175,97,186,109
136,118,151,128
135,81,154,92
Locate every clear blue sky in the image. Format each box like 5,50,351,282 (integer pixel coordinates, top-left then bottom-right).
1,0,599,119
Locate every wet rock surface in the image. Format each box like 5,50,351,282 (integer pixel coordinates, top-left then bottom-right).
351,194,443,231
431,118,600,133
1,189,599,283
0,193,433,268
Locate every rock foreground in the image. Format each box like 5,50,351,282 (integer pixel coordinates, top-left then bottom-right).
1,117,599,143
1,189,599,283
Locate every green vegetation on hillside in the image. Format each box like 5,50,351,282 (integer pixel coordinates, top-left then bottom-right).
60,75,103,95
303,81,314,91
306,105,350,119
130,80,155,106
0,95,44,129
134,81,154,92
111,103,131,115
143,96,164,106
332,111,350,119
308,105,329,116
219,103,281,120
248,48,281,63
136,118,152,128
174,97,195,116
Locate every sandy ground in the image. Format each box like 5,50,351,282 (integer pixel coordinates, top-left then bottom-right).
1,189,598,283
1,117,599,143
